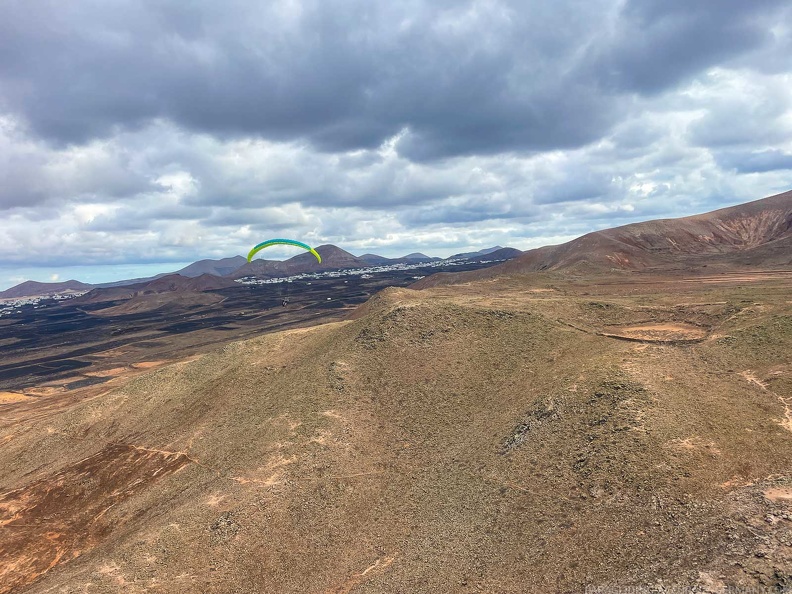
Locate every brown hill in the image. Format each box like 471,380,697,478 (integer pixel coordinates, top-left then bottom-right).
2,273,791,592
448,246,505,259
0,279,93,299
88,291,225,317
78,273,236,304
414,190,792,288
229,244,368,279
175,256,248,278
143,273,237,292
226,258,279,278
467,246,522,261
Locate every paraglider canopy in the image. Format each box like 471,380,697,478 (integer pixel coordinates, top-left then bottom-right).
246,239,322,263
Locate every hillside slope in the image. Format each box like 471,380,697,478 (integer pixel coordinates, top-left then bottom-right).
2,274,791,593
176,256,248,277
78,274,236,305
467,246,522,261
415,190,792,289
0,280,93,299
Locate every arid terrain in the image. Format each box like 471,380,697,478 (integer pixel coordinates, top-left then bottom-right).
1,267,791,593
413,190,792,286
1,193,791,593
0,259,502,396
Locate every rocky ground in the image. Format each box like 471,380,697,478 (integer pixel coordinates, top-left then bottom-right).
1,270,791,593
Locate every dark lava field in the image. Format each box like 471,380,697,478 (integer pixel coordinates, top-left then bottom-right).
0,260,499,392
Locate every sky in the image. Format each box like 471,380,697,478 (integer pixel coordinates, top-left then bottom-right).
1,0,791,290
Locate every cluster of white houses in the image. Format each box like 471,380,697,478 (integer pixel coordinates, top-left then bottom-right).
235,256,504,286
0,291,88,317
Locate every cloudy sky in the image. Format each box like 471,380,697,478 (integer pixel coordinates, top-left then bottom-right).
1,0,791,289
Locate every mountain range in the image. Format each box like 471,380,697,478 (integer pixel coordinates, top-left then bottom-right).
0,280,94,299
414,190,792,288
517,190,792,271
5,190,791,299
0,246,516,299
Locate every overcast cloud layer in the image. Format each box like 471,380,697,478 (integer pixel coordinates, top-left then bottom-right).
1,0,791,288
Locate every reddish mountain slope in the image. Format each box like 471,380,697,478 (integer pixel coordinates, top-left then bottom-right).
142,274,236,292
78,274,236,304
414,190,792,288
175,256,247,277
0,280,93,299
467,247,523,262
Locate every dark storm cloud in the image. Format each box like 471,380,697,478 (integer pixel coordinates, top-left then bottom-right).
0,121,154,211
584,0,788,94
732,5,792,75
3,0,783,161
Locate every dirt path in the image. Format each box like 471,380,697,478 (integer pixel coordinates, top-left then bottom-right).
741,370,792,433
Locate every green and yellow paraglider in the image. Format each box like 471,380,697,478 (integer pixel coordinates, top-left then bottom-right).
247,239,322,263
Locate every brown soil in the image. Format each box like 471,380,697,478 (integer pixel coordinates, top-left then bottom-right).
79,362,166,378
691,272,792,283
0,392,31,404
19,387,61,397
602,322,708,342
2,271,791,593
84,367,129,378
130,361,167,370
0,444,189,593
764,487,792,503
